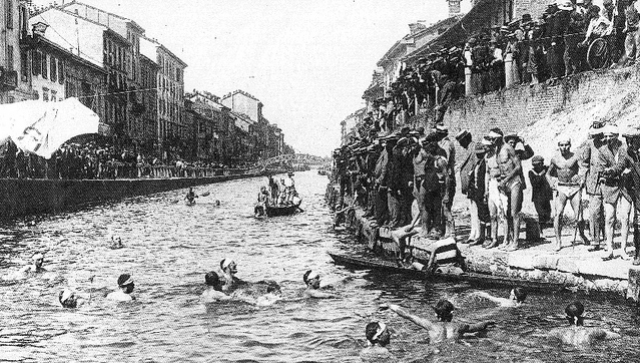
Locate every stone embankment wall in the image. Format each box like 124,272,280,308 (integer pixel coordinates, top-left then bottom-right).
325,185,640,301
443,66,640,161
0,173,266,220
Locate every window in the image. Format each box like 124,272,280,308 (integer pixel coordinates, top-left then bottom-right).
50,56,57,83
6,0,13,29
41,53,48,79
20,49,27,81
66,81,76,98
58,61,64,84
7,45,13,71
42,88,49,102
32,51,40,76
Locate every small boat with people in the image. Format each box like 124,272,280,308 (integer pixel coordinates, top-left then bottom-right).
254,172,303,218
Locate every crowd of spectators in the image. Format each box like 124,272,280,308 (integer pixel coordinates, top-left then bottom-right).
332,120,640,265
365,0,639,136
0,139,253,180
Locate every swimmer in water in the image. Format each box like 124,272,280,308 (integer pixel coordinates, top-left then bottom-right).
58,289,91,309
302,270,336,299
185,187,196,204
548,301,620,345
472,287,527,307
381,300,495,343
106,274,136,302
109,235,124,250
19,253,46,274
201,271,232,302
218,258,243,292
359,321,397,363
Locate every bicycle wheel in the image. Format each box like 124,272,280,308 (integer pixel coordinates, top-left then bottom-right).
587,38,610,70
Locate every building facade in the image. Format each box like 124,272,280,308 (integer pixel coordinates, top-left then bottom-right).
140,36,186,157
1,0,32,103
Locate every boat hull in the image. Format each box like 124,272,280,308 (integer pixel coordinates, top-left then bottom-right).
328,252,567,291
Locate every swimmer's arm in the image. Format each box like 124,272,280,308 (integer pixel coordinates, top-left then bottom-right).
305,289,337,299
591,329,620,340
386,304,435,331
461,320,495,334
472,291,509,305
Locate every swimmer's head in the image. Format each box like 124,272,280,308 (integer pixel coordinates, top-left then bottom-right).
510,287,527,304
58,289,77,309
565,301,585,326
117,273,135,294
220,258,237,274
205,271,223,291
32,253,44,269
303,270,321,289
266,281,281,295
433,299,454,322
215,200,221,206
365,321,390,347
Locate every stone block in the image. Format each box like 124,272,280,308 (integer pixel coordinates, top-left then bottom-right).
532,255,559,270
593,278,618,292
556,258,579,274
507,253,535,270
576,260,629,280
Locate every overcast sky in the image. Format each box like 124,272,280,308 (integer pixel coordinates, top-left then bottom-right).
36,0,462,156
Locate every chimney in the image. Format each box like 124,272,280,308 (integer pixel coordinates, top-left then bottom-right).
447,0,461,16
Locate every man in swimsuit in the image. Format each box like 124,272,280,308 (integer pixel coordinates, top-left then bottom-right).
484,130,510,249
472,286,527,307
359,321,397,363
548,301,620,345
58,289,91,308
218,258,243,292
381,300,494,343
185,187,196,204
20,253,46,274
302,270,336,299
547,137,587,252
201,271,232,302
494,129,524,251
106,273,136,302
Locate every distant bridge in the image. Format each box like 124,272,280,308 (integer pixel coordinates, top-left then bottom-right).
259,153,330,166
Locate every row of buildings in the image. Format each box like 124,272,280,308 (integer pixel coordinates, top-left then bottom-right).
0,0,291,165
340,0,551,144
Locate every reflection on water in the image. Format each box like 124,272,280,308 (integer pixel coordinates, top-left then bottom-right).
0,171,639,362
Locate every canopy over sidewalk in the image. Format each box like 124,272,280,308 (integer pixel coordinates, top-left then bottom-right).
0,98,101,159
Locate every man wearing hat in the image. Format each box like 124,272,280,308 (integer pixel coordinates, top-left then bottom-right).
436,125,457,238
420,133,450,239
456,130,479,243
547,136,587,252
484,127,523,251
598,125,629,261
610,127,640,265
580,120,607,251
529,155,553,226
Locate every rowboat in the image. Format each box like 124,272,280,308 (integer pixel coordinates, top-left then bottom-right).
254,199,303,217
327,252,568,291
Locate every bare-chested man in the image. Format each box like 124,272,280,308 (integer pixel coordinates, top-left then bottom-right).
547,137,586,252
381,300,494,343
484,129,522,251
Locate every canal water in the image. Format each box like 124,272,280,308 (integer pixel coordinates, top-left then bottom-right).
1,171,639,362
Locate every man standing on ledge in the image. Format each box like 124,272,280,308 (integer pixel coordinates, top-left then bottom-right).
547,136,586,252
485,128,522,251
